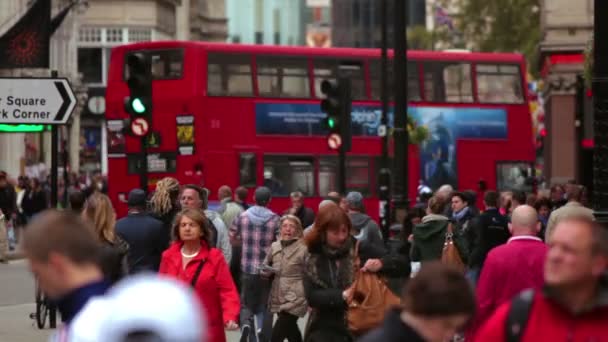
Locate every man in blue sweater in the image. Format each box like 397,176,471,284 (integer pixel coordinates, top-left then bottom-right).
21,210,110,328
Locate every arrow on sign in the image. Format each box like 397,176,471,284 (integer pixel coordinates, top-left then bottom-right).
0,78,77,125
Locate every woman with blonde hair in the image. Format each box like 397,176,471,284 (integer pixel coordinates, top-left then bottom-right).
159,208,240,342
150,177,181,247
262,214,309,342
82,192,129,284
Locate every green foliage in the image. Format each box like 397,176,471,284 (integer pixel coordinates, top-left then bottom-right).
407,25,450,50
459,0,541,75
407,115,429,145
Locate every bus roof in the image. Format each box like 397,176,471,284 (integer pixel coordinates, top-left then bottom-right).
112,41,525,64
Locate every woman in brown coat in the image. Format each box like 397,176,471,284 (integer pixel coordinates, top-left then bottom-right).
262,214,309,342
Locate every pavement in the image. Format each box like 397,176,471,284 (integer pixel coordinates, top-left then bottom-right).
0,260,51,342
0,259,306,342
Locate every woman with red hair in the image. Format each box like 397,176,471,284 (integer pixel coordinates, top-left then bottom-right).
303,202,357,342
159,208,240,342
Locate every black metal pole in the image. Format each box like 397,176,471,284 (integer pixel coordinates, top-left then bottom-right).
140,136,148,193
378,0,391,240
50,70,59,209
339,144,346,195
62,133,69,208
392,0,409,212
593,0,608,221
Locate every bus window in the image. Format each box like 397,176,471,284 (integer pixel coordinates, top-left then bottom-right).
124,49,184,80
207,53,253,96
423,62,473,103
313,59,366,100
476,64,524,104
319,158,338,196
263,156,314,197
239,153,257,187
256,56,310,98
346,157,371,196
369,60,421,101
318,156,371,196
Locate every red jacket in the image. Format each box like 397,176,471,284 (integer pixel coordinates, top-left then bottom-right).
159,242,240,342
476,285,608,342
471,236,547,337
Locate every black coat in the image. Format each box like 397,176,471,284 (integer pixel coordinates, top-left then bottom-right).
99,235,130,285
22,189,47,217
0,185,16,217
116,212,166,273
304,238,357,342
467,208,510,269
381,238,411,295
358,308,426,342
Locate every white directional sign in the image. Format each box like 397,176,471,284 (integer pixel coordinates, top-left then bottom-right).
328,133,342,150
0,78,77,125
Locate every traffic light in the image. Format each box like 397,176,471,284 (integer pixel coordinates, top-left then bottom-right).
124,53,152,117
320,77,352,151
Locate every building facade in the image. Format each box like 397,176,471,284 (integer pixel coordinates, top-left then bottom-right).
226,0,306,45
75,0,227,175
539,0,593,185
331,0,425,48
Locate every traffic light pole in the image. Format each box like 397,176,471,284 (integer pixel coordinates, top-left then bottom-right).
50,70,59,209
392,0,409,214
140,136,148,194
379,0,391,240
593,0,608,221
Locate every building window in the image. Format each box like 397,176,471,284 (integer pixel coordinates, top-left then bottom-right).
78,48,103,84
476,64,524,104
106,28,123,43
207,53,253,96
263,156,314,197
257,56,310,98
128,28,152,42
78,27,102,43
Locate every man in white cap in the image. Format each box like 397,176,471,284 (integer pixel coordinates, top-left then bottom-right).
64,274,207,342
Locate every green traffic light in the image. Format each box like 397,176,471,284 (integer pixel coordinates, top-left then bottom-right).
131,98,146,114
327,117,336,129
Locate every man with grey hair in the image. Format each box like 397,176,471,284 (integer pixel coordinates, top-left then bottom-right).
471,205,547,334
284,191,315,228
545,184,594,240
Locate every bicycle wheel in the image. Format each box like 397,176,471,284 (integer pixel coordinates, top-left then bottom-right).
35,284,47,329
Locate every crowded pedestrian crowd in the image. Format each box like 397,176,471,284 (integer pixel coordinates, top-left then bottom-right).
1,167,607,342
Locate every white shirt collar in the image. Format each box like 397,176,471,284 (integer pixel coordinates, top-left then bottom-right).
508,235,543,244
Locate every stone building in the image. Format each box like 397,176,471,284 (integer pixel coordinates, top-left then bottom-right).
539,0,593,184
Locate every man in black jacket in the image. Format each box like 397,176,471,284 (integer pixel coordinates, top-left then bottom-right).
0,171,16,262
115,189,166,273
466,190,510,284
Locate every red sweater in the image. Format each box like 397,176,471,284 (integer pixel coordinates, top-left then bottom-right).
470,237,547,338
476,288,608,342
159,242,240,342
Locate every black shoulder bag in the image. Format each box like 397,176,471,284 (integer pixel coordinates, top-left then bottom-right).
505,289,535,342
191,259,207,288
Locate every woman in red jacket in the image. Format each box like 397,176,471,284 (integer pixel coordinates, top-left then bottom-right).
159,208,240,342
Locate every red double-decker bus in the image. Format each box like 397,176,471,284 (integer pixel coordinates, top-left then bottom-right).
106,42,534,218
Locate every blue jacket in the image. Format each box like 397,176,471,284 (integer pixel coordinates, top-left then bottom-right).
116,212,166,273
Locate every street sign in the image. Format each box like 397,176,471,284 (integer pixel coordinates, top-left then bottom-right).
130,117,149,137
0,78,76,124
327,133,342,150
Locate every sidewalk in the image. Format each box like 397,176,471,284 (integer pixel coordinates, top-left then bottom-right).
0,303,52,342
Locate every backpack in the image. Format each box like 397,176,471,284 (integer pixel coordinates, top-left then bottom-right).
505,289,535,342
441,223,466,273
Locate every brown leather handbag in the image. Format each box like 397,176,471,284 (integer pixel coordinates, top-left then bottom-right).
346,242,401,336
441,223,466,273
